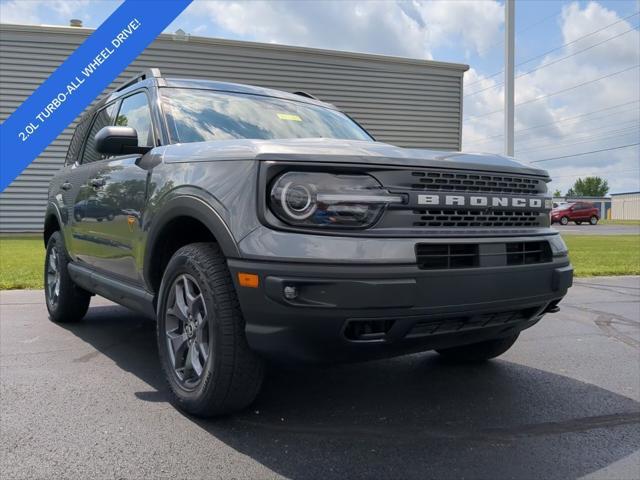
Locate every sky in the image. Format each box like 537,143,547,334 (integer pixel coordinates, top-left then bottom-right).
1,0,639,195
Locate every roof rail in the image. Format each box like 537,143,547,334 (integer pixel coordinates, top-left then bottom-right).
115,68,162,92
292,91,319,100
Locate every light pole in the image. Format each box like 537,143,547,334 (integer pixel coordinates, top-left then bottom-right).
505,0,515,156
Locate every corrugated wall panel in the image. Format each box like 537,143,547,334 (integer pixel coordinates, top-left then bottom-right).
0,24,467,232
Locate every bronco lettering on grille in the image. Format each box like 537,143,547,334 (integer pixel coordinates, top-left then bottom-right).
417,194,543,209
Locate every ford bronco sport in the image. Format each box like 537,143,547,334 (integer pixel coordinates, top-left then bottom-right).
44,69,573,416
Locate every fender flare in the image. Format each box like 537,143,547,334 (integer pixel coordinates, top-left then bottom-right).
43,202,65,246
143,194,241,287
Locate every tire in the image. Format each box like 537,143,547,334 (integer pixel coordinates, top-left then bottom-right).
157,242,264,417
560,216,569,225
436,334,519,363
44,231,91,323
590,216,598,225
575,221,581,225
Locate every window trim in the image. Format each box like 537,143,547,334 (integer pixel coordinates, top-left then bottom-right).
79,100,120,165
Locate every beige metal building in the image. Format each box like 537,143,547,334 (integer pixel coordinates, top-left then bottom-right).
611,192,640,220
0,23,468,232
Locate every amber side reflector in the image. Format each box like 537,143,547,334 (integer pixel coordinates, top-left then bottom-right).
237,272,259,288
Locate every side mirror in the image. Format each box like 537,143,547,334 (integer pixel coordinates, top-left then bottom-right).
95,126,151,155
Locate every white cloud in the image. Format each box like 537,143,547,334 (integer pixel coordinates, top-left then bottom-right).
0,0,44,24
188,0,503,59
462,1,639,194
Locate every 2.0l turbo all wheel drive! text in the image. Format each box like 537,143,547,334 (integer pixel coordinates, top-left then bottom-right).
43,69,573,416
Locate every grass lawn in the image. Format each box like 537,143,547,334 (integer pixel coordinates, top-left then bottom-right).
0,235,44,290
0,233,639,290
563,234,640,277
600,219,640,226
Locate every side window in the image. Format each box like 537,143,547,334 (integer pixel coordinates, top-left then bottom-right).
66,118,90,164
81,103,118,164
116,92,154,147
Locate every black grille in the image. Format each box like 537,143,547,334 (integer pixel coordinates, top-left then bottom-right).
416,241,552,270
408,306,542,338
506,241,552,265
409,171,541,194
416,243,479,270
412,209,543,228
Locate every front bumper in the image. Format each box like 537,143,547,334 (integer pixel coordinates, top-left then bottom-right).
228,255,573,363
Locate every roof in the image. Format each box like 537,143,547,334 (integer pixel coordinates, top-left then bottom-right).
610,191,640,196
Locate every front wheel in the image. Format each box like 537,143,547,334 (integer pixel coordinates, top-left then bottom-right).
44,231,91,323
560,216,569,225
436,334,519,363
590,216,598,225
157,243,264,417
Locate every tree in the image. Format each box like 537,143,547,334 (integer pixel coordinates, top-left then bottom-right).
552,188,562,197
566,177,609,197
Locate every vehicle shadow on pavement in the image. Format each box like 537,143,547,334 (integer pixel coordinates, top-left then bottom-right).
64,304,640,480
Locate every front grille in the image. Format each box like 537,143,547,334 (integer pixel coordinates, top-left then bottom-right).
412,209,542,228
416,241,552,270
408,171,541,194
371,168,550,231
407,306,542,338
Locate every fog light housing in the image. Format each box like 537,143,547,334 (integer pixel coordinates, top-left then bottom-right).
283,285,298,300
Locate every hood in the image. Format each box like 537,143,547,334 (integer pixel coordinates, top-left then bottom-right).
161,138,549,177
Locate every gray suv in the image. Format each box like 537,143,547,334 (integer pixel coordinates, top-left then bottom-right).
44,69,573,416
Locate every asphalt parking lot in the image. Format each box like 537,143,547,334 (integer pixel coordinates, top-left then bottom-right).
553,223,640,235
1,277,639,480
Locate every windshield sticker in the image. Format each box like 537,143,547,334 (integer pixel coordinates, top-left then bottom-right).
277,113,302,121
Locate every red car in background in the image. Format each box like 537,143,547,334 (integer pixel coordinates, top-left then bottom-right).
551,201,600,225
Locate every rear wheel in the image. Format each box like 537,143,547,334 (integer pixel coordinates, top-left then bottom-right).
590,215,598,225
560,216,569,225
157,243,264,417
436,334,519,363
44,231,91,323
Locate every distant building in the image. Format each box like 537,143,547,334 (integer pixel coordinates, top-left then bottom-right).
611,192,640,220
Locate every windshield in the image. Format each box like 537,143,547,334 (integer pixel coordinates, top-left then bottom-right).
160,87,372,144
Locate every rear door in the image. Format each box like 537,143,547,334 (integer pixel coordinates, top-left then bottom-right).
71,102,120,264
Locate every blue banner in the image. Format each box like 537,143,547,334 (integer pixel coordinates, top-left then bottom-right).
0,0,192,192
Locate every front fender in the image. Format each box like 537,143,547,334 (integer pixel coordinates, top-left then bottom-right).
142,193,242,288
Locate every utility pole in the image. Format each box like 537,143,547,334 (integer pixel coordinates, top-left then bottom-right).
505,0,515,156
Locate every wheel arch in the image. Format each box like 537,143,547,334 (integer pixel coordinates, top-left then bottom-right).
144,195,240,294
43,203,63,247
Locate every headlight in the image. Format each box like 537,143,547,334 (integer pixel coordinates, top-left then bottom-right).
269,171,404,228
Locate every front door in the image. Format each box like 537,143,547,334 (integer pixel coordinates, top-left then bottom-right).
76,91,157,283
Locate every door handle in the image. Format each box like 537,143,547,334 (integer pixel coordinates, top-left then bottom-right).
89,178,105,189
60,182,72,191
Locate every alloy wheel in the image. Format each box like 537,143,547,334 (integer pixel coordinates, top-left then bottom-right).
46,248,60,308
165,274,210,387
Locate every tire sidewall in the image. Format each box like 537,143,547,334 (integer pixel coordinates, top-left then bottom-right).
157,250,220,407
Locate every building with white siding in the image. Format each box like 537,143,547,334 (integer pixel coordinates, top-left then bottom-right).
0,22,468,233
611,192,640,220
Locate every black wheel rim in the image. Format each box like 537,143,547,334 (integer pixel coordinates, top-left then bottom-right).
165,274,210,388
46,248,60,308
